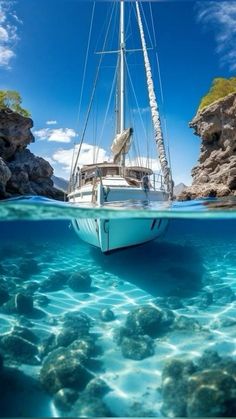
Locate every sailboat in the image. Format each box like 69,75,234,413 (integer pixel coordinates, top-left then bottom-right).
68,1,173,253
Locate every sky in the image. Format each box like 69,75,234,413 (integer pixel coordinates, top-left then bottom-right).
0,0,235,185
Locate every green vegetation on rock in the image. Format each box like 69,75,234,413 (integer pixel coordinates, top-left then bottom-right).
198,77,236,111
0,90,30,117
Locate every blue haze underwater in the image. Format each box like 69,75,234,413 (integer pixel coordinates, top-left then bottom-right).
0,198,236,417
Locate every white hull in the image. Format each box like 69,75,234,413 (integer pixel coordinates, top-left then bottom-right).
72,217,168,253
69,178,169,252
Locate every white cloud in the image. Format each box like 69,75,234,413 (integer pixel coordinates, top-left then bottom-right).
34,128,77,143
0,1,20,68
0,26,8,42
0,45,14,66
46,120,58,125
52,143,109,173
197,1,236,70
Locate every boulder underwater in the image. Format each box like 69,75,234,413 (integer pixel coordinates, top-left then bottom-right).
161,350,236,417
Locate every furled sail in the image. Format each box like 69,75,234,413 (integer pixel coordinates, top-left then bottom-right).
111,127,133,164
135,2,172,195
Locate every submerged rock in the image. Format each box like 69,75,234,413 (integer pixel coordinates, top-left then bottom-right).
161,359,194,417
125,306,165,338
1,293,34,316
40,271,68,292
53,388,78,412
100,308,115,322
174,315,201,331
40,346,93,394
85,377,111,397
62,311,92,334
12,326,39,345
67,271,92,292
161,351,236,417
196,350,221,371
121,335,155,360
187,369,236,417
0,333,39,364
18,259,41,278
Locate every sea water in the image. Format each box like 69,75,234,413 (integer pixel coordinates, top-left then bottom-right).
0,197,236,417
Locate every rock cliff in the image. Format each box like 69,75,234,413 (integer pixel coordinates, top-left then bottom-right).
0,108,64,200
179,92,236,200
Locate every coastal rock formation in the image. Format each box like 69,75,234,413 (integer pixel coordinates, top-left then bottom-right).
0,108,64,200
179,92,236,199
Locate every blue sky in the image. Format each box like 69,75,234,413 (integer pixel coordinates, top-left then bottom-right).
0,0,235,185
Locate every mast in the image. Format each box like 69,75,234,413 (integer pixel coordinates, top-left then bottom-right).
135,2,173,195
119,0,125,166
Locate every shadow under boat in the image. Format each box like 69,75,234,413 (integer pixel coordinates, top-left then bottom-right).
90,234,204,299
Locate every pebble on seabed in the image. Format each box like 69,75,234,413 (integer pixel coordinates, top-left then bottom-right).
100,308,115,322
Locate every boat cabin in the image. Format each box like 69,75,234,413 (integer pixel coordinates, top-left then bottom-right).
76,163,153,188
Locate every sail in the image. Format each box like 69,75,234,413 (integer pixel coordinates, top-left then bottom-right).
135,2,172,195
111,127,133,164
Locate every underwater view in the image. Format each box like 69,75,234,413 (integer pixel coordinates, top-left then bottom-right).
0,197,236,417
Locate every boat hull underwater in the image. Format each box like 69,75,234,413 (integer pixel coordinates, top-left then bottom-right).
72,217,168,253
70,181,169,253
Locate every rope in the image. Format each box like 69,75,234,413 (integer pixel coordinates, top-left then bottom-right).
95,58,119,163
140,2,154,50
135,1,173,196
125,56,149,167
70,2,116,190
68,2,95,189
76,2,96,131
149,2,173,184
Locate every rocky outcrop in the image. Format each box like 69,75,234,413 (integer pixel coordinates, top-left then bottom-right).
179,93,236,200
173,183,187,197
0,108,64,200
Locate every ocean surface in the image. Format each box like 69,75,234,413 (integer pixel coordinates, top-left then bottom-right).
0,196,236,417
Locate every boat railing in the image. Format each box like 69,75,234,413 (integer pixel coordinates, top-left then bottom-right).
151,173,165,191
70,166,166,192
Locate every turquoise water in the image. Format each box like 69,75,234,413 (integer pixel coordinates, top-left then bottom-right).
0,197,236,417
